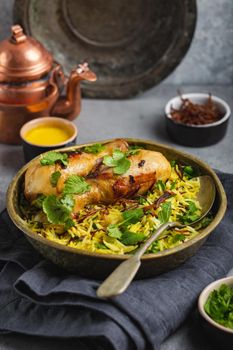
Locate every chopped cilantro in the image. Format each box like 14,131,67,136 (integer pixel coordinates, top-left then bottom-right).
183,165,199,179
170,180,177,190
171,233,186,244
84,143,105,154
31,194,46,209
170,160,177,168
126,145,142,156
122,208,144,224
103,149,131,175
40,152,68,166
63,175,90,195
42,195,73,225
107,224,122,239
64,218,75,230
204,284,233,329
178,200,200,224
158,202,172,223
60,194,75,211
120,231,146,245
95,242,108,249
50,171,61,187
156,180,166,192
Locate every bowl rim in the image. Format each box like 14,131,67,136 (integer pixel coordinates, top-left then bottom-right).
165,93,231,128
20,116,78,147
6,138,227,261
198,276,233,334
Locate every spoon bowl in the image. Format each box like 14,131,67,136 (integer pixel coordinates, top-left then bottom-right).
97,176,216,298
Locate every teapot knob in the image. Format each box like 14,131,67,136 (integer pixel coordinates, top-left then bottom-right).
11,25,27,44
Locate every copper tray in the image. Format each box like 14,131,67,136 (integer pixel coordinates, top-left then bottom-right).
14,0,196,98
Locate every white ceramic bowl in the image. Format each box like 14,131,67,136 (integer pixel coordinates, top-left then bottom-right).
165,93,231,147
198,276,233,349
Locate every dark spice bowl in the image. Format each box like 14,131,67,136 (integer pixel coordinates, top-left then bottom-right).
165,93,231,147
198,276,233,350
6,139,227,279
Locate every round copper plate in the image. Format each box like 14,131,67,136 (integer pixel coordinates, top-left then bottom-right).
14,0,196,97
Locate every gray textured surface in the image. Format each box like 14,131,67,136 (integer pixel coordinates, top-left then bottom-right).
1,0,232,85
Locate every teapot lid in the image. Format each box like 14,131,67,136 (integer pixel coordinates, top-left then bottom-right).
0,25,53,82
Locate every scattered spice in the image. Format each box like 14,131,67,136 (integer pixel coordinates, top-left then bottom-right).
170,93,223,125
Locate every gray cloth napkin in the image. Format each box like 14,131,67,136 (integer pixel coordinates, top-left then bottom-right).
0,171,233,350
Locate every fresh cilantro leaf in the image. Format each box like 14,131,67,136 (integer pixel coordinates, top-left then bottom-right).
32,194,46,209
178,201,200,224
103,155,118,167
122,208,144,224
137,197,147,205
84,143,105,154
112,149,125,161
60,194,75,211
156,180,166,191
120,231,146,245
50,171,61,187
170,180,177,190
103,149,131,175
64,218,75,230
183,165,199,179
107,224,122,239
42,195,71,224
171,233,186,244
158,202,172,223
199,215,213,228
40,152,68,166
170,160,177,168
63,175,90,195
114,158,131,175
95,242,108,249
204,284,233,329
126,145,142,156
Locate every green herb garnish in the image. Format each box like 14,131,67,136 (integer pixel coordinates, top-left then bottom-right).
63,175,91,195
40,152,68,166
50,171,61,187
158,202,172,223
122,208,144,224
42,195,74,225
103,149,131,175
120,231,146,245
84,143,105,154
204,284,233,329
183,165,199,179
107,224,122,239
156,180,166,192
179,200,200,224
31,194,46,209
106,225,145,246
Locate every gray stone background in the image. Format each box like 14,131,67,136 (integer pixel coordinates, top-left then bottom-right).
0,0,232,85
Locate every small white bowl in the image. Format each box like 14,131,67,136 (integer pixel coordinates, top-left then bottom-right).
198,276,233,349
165,93,231,147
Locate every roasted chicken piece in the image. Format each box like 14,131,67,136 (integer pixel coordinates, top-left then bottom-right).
24,139,128,200
72,149,171,211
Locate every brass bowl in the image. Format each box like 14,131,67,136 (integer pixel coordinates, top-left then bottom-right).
6,139,227,279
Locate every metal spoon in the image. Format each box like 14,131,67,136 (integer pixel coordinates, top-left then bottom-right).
97,175,216,298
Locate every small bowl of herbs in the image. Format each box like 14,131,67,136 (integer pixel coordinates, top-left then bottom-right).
198,276,233,349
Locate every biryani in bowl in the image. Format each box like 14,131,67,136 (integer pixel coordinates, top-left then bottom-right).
7,139,226,278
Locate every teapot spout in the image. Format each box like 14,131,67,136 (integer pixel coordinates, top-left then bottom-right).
51,63,96,120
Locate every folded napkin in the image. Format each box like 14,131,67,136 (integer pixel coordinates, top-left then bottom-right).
0,171,233,350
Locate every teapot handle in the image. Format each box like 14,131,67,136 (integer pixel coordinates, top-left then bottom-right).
49,62,67,94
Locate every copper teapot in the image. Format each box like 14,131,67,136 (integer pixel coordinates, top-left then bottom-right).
0,25,96,144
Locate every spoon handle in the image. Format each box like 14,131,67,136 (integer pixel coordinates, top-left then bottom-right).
96,221,180,298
